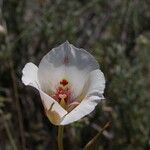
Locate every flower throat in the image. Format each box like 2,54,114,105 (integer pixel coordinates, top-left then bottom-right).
53,79,71,109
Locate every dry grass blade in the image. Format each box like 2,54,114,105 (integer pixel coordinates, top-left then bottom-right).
83,122,111,150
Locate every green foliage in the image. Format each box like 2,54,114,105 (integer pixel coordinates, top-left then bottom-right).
0,0,150,149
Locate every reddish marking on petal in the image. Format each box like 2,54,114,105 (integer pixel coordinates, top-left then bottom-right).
63,55,69,65
60,79,68,86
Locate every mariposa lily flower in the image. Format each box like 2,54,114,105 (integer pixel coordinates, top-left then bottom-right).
22,41,105,125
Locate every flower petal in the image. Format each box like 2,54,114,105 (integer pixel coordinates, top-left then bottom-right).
22,62,67,125
22,62,39,88
39,89,67,125
60,69,105,125
38,41,99,98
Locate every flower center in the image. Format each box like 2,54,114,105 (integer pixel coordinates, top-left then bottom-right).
53,79,71,109
51,79,79,111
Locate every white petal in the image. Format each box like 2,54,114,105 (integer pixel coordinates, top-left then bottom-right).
38,41,99,98
22,62,67,125
22,62,39,88
60,69,105,125
38,89,67,118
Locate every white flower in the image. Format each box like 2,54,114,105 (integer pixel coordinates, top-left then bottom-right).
22,41,105,125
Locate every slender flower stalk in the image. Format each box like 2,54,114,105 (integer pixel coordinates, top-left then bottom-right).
57,126,64,150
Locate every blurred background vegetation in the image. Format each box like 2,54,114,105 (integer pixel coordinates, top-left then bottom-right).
0,0,150,149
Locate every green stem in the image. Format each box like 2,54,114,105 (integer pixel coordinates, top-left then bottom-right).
57,126,64,150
